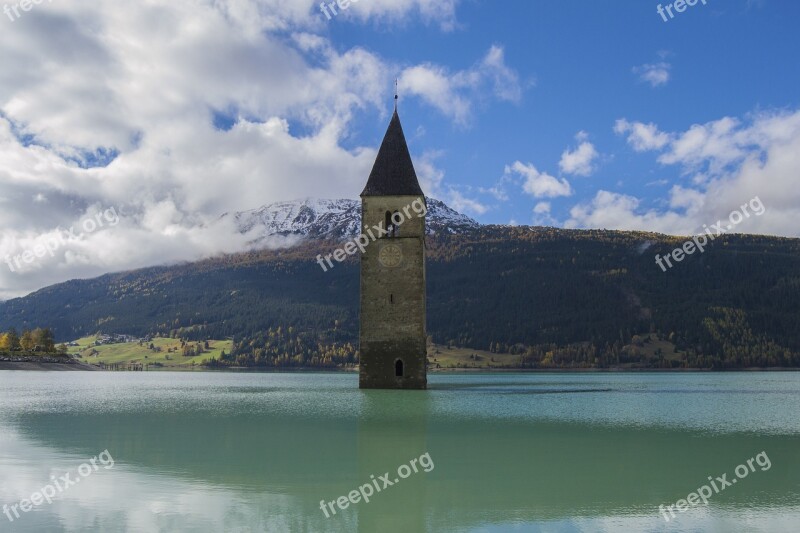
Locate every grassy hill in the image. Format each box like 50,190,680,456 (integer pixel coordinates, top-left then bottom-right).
73,336,233,369
427,344,521,369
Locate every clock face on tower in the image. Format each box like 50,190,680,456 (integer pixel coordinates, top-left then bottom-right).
378,244,403,267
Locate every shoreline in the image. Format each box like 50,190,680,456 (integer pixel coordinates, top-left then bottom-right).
1,359,798,373
0,356,99,371
428,367,800,373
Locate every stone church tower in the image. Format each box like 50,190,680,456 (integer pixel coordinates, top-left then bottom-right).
359,109,427,390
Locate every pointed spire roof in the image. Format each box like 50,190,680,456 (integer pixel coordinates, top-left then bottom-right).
361,110,424,197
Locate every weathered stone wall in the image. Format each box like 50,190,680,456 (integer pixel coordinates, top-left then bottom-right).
359,195,427,389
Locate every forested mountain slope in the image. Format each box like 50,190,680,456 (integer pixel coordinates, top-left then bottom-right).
2,223,799,369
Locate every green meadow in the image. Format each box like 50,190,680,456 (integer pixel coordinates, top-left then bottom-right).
71,336,233,369
428,344,521,369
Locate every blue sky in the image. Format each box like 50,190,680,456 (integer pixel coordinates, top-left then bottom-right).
324,0,800,226
1,0,799,297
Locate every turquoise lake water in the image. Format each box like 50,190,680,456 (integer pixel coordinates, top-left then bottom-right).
0,371,798,532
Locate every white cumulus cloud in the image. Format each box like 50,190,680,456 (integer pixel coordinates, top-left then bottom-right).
614,119,672,151
399,45,523,125
507,161,572,199
570,109,800,238
0,0,505,298
559,132,599,177
633,62,671,87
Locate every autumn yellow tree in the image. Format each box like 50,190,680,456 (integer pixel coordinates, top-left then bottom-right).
20,330,35,352
32,328,56,352
0,328,21,351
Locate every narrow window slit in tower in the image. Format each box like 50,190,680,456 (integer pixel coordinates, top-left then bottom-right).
385,211,393,238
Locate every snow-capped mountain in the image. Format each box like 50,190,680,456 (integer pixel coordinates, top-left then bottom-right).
225,197,480,241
